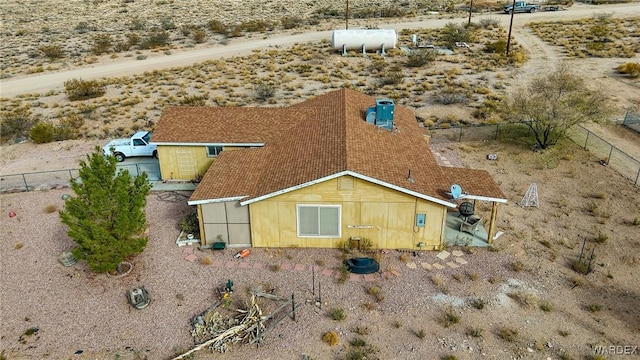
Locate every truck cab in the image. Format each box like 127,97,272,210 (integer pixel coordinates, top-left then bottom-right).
103,131,157,162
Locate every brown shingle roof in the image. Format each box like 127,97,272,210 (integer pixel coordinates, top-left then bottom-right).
165,89,506,205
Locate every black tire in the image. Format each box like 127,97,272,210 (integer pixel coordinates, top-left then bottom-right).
529,7,536,13
152,150,158,159
114,153,126,162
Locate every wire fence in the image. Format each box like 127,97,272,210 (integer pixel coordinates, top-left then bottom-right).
623,108,640,134
0,162,161,193
429,123,640,186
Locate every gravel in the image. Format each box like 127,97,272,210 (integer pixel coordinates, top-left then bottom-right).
1,187,522,360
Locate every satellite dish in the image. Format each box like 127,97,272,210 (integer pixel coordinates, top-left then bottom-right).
450,184,462,199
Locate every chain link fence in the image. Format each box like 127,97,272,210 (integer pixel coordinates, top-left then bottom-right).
623,108,640,134
1,162,161,193
429,123,640,186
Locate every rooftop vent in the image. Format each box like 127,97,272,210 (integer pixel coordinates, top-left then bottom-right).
365,99,395,131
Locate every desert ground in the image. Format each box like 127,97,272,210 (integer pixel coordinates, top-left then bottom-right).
1,1,640,359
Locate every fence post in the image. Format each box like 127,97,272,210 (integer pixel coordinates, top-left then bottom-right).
21,174,29,191
636,167,640,186
458,127,462,142
291,294,296,321
584,131,590,149
607,147,613,164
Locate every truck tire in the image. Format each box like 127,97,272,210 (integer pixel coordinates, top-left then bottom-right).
114,153,126,162
152,150,158,159
529,7,536,13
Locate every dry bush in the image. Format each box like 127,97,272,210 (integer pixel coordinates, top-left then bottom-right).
200,255,213,265
44,204,58,213
498,326,519,342
39,44,64,60
322,331,339,346
64,79,106,101
507,291,538,308
432,275,443,286
14,242,24,249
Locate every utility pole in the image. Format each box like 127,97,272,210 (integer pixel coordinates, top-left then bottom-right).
506,0,516,56
468,0,473,25
346,0,349,29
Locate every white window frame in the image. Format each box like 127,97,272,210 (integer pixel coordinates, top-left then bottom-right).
206,145,223,158
296,204,341,238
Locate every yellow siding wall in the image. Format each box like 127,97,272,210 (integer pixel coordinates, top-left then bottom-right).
157,145,249,181
249,176,445,250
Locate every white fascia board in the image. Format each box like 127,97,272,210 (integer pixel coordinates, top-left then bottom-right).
151,142,265,147
240,172,350,206
188,196,246,206
457,194,508,204
345,171,458,208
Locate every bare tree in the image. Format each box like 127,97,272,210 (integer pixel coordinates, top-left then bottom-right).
504,65,611,149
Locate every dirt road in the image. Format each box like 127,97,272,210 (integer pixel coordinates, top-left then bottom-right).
1,2,638,98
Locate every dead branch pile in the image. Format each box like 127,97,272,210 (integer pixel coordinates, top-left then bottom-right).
173,290,289,359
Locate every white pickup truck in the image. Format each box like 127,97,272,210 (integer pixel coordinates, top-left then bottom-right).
103,131,157,162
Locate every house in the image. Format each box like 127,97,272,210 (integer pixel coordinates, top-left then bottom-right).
151,89,506,250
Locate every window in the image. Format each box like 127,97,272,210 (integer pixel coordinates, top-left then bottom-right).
206,146,223,157
297,205,341,237
133,139,146,146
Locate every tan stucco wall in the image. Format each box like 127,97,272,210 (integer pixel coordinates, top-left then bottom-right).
249,176,445,250
157,145,250,181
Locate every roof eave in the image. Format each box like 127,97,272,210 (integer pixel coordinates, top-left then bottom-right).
188,196,247,206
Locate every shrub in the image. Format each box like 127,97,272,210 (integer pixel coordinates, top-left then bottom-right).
484,40,507,54
406,48,437,67
191,29,207,44
498,326,519,342
345,338,378,360
507,291,537,308
30,122,55,143
39,44,64,60
140,30,170,49
75,21,91,33
617,62,640,78
510,260,524,272
281,16,303,29
416,329,426,339
539,300,553,312
336,264,349,284
1,108,39,140
200,255,213,265
180,94,207,106
379,66,404,85
479,18,500,29
465,327,483,337
207,19,229,35
440,22,476,49
322,331,339,346
594,232,608,243
270,264,281,272
91,34,113,55
572,260,590,275
471,298,486,309
254,82,277,101
179,212,199,234
443,306,459,327
433,87,469,105
330,308,346,321
64,78,106,101
587,303,602,312
354,325,371,335
44,204,58,213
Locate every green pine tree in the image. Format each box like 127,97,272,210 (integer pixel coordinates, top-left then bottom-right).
59,146,152,273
